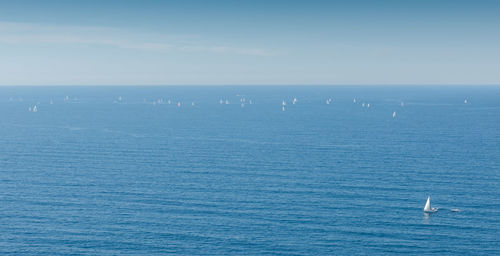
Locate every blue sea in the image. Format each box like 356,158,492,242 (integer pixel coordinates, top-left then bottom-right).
0,86,498,255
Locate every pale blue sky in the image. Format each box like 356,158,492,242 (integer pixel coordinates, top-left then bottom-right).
0,0,499,85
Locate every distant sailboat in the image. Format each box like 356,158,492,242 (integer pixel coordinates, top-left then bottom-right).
282,106,285,111
282,100,286,106
392,111,397,118
33,105,38,112
367,103,371,108
424,196,438,213
353,98,356,103
464,99,468,104
293,98,297,104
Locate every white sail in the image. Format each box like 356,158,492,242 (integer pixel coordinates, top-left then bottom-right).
424,196,438,212
424,196,432,212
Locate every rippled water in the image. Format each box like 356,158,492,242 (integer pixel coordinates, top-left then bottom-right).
0,86,499,255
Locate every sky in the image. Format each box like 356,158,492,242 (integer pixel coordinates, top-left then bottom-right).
0,0,499,86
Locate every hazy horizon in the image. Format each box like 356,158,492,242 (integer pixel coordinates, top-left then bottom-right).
1,0,499,86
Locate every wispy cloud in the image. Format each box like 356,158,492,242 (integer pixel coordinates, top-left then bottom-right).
0,21,271,56
179,45,272,56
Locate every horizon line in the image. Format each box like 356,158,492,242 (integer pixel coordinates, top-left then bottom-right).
1,84,499,87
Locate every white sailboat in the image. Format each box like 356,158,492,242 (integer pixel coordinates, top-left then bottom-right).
424,196,438,213
392,111,397,118
33,105,38,112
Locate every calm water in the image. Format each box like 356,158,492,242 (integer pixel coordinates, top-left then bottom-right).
0,86,499,255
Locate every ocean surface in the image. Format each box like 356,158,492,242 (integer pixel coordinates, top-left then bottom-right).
0,86,498,255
